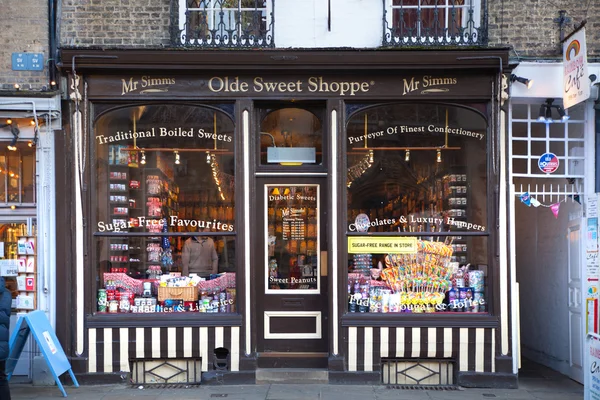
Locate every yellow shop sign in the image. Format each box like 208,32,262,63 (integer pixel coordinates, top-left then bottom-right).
347,237,418,254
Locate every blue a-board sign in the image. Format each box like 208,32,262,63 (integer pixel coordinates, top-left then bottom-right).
7,310,79,397
11,53,44,71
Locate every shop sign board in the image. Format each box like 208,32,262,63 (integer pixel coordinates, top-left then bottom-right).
348,236,417,254
586,333,600,400
0,259,18,277
587,197,600,334
563,27,589,109
86,73,494,100
538,153,559,174
7,310,80,397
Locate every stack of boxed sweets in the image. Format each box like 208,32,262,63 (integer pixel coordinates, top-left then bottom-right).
157,274,236,313
347,254,373,313
446,265,485,312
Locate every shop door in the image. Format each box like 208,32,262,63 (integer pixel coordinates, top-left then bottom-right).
255,178,328,367
567,219,584,383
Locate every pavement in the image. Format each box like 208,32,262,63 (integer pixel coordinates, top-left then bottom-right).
9,360,584,400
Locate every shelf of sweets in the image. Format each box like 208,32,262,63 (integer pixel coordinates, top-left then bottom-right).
102,272,236,296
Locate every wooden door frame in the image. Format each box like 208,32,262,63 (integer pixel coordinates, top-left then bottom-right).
253,177,329,359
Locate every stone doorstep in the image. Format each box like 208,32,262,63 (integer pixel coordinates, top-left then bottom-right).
255,368,328,384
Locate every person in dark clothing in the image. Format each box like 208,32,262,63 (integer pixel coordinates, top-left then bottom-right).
0,277,12,399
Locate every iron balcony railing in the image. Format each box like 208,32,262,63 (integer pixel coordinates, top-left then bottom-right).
171,0,486,49
173,0,274,48
383,0,488,47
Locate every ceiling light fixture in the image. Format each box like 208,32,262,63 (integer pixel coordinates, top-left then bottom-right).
140,150,146,165
538,98,570,123
405,149,410,162
556,104,570,122
174,150,180,165
436,149,442,163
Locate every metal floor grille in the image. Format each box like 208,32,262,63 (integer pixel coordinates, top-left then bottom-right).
130,358,202,385
382,358,455,386
386,385,460,390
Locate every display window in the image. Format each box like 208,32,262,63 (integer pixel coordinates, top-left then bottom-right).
93,104,236,314
345,103,489,314
0,143,36,204
259,107,323,166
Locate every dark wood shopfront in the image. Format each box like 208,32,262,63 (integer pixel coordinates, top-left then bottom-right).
56,48,513,386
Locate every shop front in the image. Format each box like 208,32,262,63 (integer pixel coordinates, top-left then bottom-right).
0,95,59,381
57,49,514,387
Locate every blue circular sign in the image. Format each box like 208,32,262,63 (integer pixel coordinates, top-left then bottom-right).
538,153,559,174
354,213,370,232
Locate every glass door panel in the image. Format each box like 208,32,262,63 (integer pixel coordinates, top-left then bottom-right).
265,184,320,293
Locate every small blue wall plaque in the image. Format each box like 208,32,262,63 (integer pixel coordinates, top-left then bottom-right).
11,53,44,71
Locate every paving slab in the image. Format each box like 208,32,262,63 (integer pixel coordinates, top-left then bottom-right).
320,384,378,400
518,377,584,393
528,393,584,400
425,388,536,400
266,384,321,400
373,387,433,400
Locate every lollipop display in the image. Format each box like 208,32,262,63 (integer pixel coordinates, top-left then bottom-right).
380,239,454,313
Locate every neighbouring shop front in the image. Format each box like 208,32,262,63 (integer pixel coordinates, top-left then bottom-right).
0,95,59,381
57,49,514,387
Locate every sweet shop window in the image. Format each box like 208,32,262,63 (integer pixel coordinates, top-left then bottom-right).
92,104,237,315
345,103,490,315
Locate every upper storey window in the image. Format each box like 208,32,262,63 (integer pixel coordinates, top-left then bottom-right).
383,0,485,46
177,0,274,48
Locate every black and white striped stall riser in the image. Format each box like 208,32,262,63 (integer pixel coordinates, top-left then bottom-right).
87,327,241,373
87,326,495,375
345,327,496,373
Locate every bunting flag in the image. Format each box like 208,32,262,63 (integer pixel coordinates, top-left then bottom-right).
520,192,531,206
551,203,560,219
518,192,579,219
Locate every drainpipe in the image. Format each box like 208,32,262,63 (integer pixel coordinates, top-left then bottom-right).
595,82,600,192
48,0,57,87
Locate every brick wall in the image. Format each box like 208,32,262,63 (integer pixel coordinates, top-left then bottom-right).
57,0,600,59
60,0,171,48
488,0,600,58
0,1,49,90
